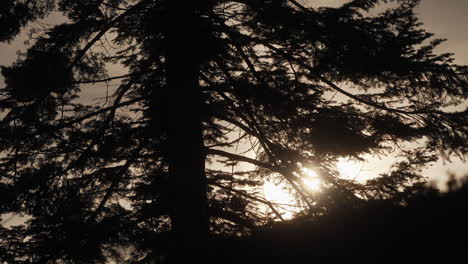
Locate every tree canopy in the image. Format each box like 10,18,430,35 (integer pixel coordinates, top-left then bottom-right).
0,0,467,262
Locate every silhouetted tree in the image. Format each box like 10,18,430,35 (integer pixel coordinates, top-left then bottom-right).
0,0,467,262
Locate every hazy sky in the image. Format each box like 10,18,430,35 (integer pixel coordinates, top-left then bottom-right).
303,0,468,67
397,0,468,186
294,0,468,187
0,0,467,190
417,0,468,64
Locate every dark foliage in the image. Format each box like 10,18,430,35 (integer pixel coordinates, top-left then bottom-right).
0,0,467,262
206,178,468,262
0,0,55,42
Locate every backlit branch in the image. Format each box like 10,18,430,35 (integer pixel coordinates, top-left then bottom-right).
207,148,313,209
217,20,433,116
71,0,151,68
75,74,132,84
89,144,144,221
209,180,284,221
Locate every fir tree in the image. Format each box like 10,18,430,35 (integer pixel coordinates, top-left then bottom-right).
0,0,467,262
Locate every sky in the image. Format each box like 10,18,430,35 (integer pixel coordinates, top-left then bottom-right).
1,0,467,226
395,0,468,187
302,0,468,66
298,0,468,188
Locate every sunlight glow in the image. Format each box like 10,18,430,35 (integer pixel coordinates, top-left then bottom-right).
263,181,296,219
302,167,318,178
262,167,322,219
301,167,321,191
263,181,296,205
263,168,322,207
262,161,363,219
336,158,363,180
302,178,321,191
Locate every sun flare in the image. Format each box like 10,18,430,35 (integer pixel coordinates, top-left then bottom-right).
263,160,364,218
262,167,321,219
302,178,321,191
301,168,321,191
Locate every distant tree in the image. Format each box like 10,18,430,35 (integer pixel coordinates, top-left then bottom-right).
0,0,467,262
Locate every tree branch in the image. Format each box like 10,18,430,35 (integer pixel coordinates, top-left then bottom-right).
202,72,314,209
71,0,151,68
75,74,132,84
216,20,429,116
207,148,314,209
89,144,143,221
207,148,276,171
58,97,143,129
209,180,284,221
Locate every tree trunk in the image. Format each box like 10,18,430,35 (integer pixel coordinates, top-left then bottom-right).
163,2,208,260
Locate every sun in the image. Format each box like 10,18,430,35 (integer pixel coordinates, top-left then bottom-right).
263,168,322,203
262,160,364,218
263,158,366,219
263,168,322,205
262,167,321,219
